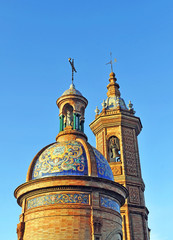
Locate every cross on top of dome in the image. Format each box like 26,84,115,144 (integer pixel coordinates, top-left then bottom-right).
68,58,77,85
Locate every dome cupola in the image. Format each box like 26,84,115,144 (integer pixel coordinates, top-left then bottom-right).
25,58,115,182
62,83,82,96
27,63,114,182
27,139,114,181
14,59,128,240
56,82,88,139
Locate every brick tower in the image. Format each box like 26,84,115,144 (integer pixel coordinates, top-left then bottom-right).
89,72,150,240
14,77,128,239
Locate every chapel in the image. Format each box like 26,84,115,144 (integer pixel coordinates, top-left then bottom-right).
15,60,149,240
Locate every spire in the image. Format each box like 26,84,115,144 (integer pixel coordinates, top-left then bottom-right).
98,71,128,114
107,72,120,98
105,53,120,98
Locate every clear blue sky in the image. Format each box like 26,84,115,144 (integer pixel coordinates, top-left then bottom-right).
0,1,172,239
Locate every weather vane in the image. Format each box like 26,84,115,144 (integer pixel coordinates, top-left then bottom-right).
106,52,117,72
68,58,77,84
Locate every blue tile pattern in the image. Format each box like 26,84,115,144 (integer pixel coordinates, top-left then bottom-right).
100,196,120,213
27,193,89,209
32,140,88,179
92,147,114,181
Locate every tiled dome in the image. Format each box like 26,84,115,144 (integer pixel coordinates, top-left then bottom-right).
62,83,82,96
30,140,114,181
105,96,127,110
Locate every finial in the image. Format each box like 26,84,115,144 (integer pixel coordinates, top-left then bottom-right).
128,100,133,110
68,58,77,85
128,100,136,114
102,100,107,109
95,106,100,115
106,52,117,72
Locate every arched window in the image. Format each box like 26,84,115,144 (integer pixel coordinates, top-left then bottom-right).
115,233,122,240
63,103,73,128
105,229,122,240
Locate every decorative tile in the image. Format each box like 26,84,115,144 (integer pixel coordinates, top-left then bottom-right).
111,165,122,176
106,96,127,110
100,196,120,213
128,186,140,204
122,128,138,176
93,147,114,181
32,141,88,179
27,193,89,209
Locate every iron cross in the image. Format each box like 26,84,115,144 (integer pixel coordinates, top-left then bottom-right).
106,52,117,72
68,58,77,84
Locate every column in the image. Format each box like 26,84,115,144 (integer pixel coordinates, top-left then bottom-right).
59,115,64,132
73,113,76,130
80,120,84,132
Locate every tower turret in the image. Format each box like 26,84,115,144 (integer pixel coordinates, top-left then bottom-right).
90,72,150,240
56,83,88,141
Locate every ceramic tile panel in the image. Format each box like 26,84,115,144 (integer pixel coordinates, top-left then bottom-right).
27,193,90,209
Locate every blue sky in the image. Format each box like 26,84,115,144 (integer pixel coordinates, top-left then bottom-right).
0,1,173,239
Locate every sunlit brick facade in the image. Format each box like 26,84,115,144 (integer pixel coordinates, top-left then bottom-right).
90,72,150,240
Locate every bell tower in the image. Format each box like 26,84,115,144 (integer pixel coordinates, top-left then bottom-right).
90,72,150,240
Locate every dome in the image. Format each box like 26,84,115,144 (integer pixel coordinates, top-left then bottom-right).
62,83,82,96
105,96,127,110
30,140,114,181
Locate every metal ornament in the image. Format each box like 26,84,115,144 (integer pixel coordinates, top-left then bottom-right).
106,52,117,72
68,58,77,84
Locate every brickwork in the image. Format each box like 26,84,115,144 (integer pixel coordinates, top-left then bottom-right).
97,130,104,153
122,128,138,177
23,211,91,240
90,109,149,240
15,175,127,240
131,213,144,240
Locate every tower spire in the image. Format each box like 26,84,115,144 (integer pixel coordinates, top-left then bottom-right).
107,72,120,98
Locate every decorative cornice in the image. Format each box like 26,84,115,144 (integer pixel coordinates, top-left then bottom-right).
56,129,88,142
57,94,88,109
14,175,128,207
129,205,149,218
90,113,142,136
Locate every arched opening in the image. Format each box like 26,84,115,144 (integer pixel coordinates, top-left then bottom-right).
108,136,121,162
59,104,86,132
59,103,74,131
64,104,73,128
105,229,122,240
80,106,85,132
